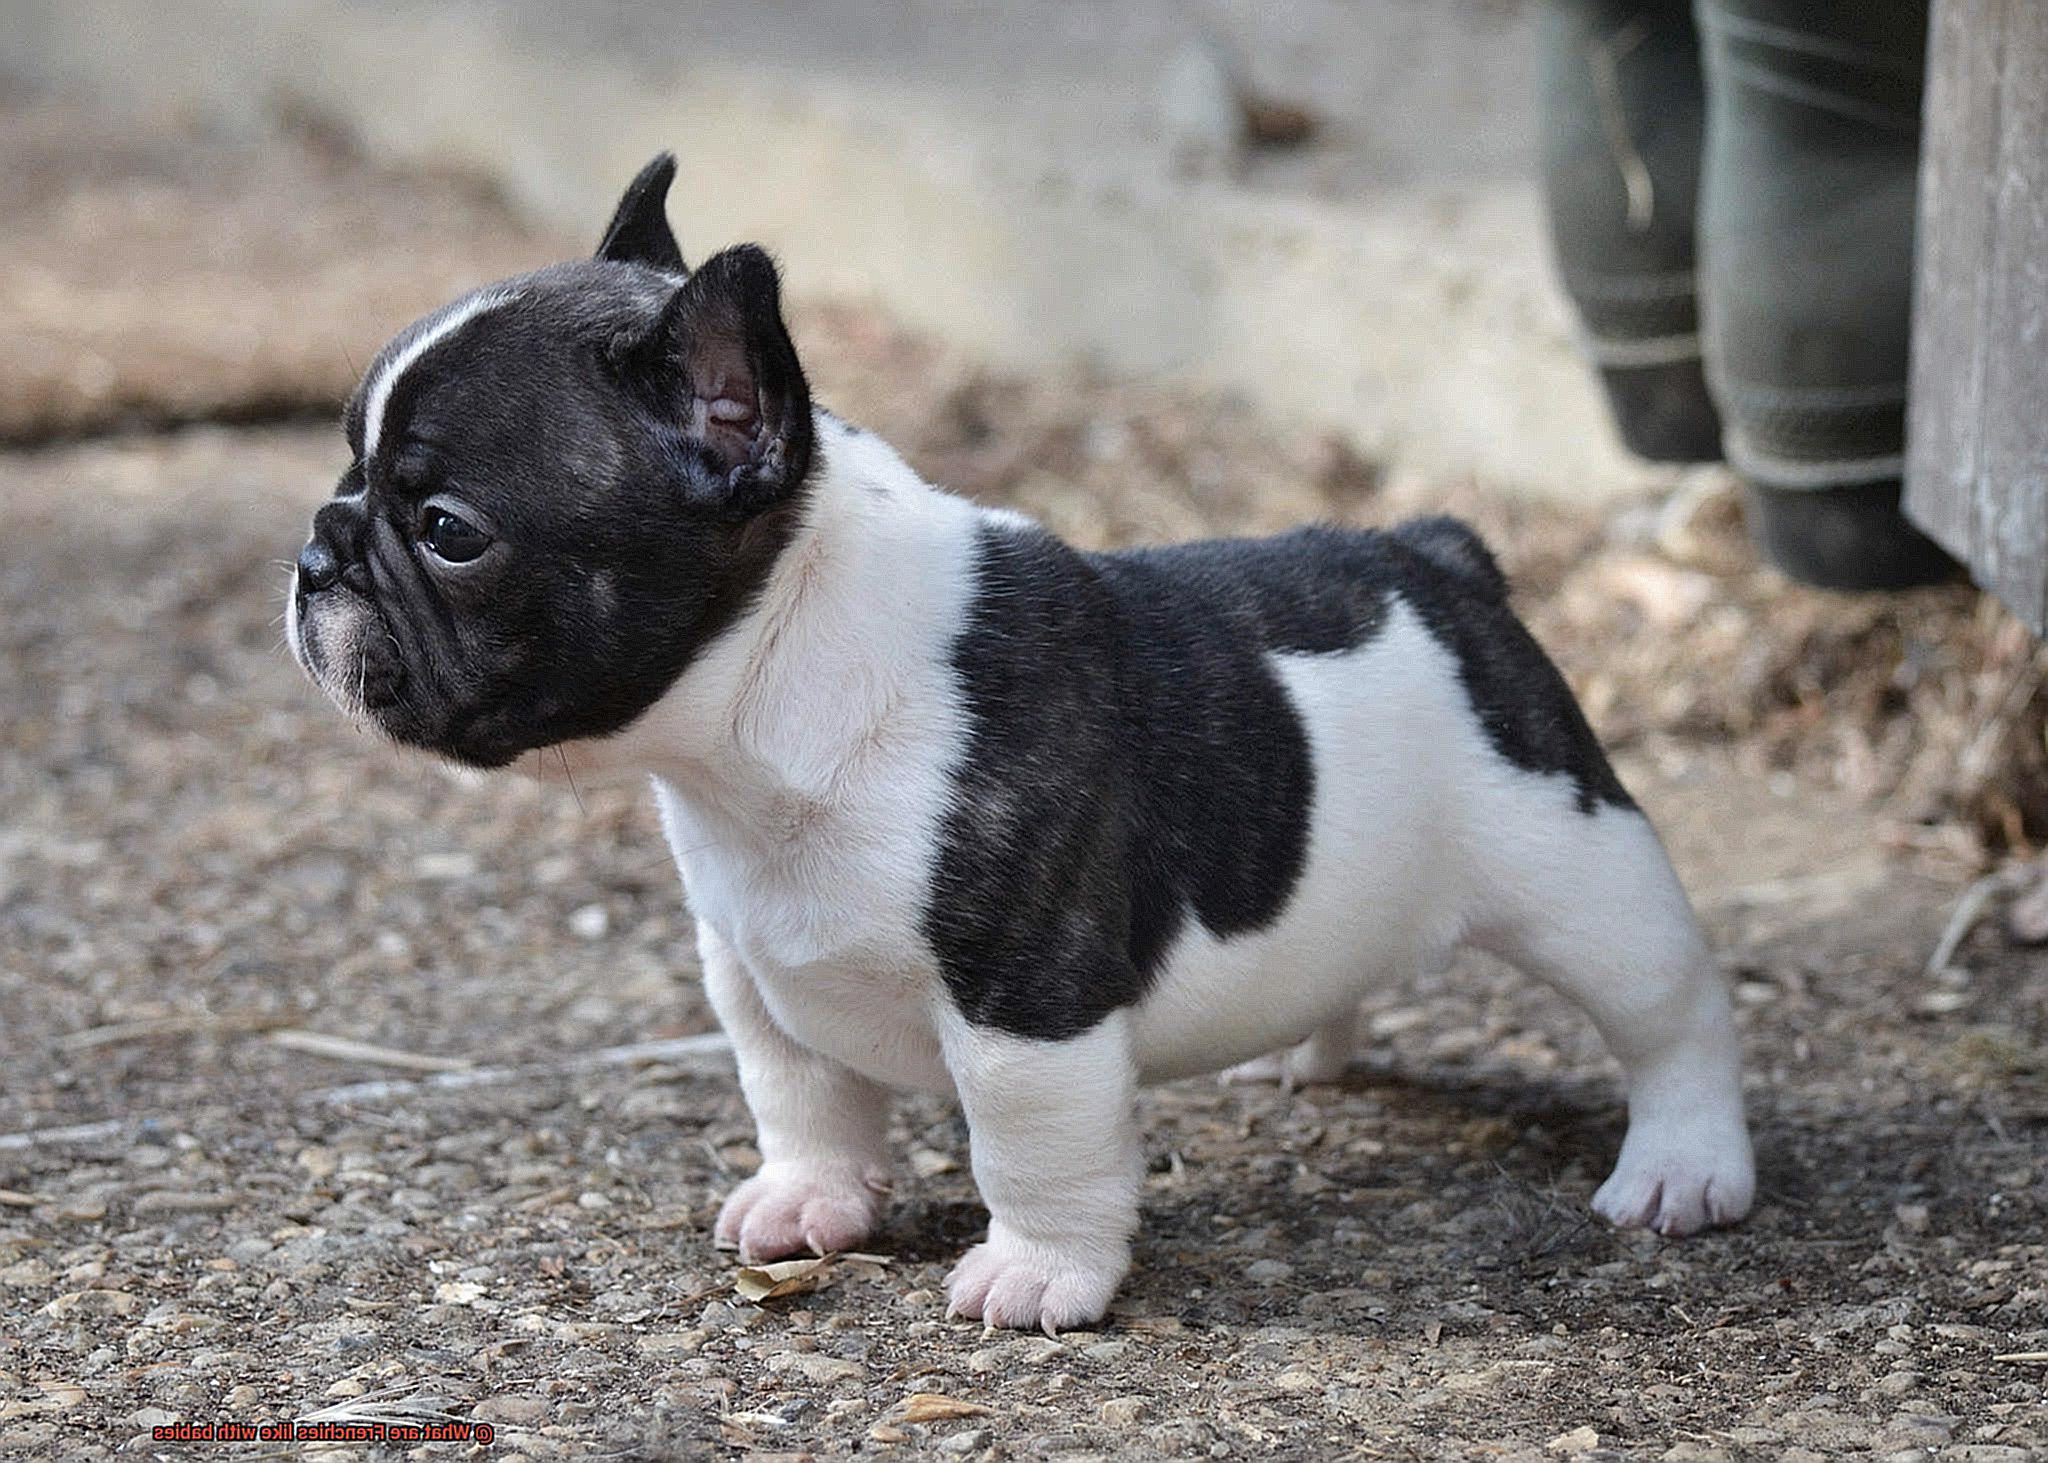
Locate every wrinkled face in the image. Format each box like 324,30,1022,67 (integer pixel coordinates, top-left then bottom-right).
288,160,813,767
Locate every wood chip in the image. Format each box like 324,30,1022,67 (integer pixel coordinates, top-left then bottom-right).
896,1393,993,1423
734,1256,833,1303
0,1189,45,1207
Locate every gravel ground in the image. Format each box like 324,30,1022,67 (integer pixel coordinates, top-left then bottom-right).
3,94,2046,1463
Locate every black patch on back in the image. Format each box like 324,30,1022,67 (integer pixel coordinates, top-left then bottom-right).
925,517,1629,1041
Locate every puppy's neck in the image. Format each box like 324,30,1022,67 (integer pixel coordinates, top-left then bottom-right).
566,411,978,816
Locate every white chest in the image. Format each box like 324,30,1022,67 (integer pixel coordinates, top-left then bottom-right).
652,761,957,1094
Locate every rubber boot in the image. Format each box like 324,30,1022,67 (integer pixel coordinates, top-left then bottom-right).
1540,0,1723,463
1694,0,1957,588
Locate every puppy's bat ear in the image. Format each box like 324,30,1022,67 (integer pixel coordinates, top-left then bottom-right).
595,153,687,273
636,244,813,513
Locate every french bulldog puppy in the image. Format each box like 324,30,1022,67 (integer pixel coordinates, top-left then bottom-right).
290,155,1754,1332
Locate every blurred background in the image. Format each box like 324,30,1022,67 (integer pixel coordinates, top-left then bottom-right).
2,2,2044,1457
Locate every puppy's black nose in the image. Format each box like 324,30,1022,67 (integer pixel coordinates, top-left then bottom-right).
297,539,343,593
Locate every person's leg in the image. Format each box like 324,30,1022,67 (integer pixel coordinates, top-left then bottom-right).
1694,0,1955,588
1539,0,1723,462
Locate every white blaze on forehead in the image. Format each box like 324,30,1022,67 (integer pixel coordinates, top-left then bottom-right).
361,287,519,459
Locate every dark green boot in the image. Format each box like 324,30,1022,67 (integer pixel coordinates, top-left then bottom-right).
1540,0,1723,463
1695,0,1958,588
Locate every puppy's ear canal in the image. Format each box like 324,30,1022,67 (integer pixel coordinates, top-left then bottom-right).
657,244,813,512
595,153,687,273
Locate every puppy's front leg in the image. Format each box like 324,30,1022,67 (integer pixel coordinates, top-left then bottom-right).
939,1009,1142,1333
698,925,893,1261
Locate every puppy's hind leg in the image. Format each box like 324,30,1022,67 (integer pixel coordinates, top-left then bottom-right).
1477,804,1753,1237
1219,1006,1358,1090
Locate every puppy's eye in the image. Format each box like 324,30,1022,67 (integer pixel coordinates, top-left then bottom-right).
419,507,492,564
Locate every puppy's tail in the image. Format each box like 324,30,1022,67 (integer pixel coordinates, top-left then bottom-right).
1390,515,1508,602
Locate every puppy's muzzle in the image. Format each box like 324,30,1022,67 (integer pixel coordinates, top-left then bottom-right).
290,511,405,716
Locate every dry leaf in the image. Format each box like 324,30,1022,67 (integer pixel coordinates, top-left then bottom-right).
897,1393,992,1423
733,1256,832,1303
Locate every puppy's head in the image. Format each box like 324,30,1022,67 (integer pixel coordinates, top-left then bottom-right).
288,155,813,768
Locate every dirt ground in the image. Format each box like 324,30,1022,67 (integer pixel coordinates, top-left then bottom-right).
2,96,2046,1461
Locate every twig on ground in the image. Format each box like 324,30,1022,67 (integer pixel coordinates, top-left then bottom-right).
1926,865,2033,977
56,1011,287,1051
0,1032,736,1151
268,1029,474,1073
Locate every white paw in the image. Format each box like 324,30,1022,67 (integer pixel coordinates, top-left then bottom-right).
1593,1119,1754,1237
714,1161,890,1262
944,1227,1128,1334
1218,1030,1353,1090
1219,1052,1293,1086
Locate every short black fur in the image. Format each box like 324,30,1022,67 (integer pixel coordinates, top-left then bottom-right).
595,153,688,274
924,518,1630,1041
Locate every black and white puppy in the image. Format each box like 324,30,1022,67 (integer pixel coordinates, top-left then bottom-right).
289,156,1753,1332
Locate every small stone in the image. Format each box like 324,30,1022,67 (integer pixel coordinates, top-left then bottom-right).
226,1386,260,1412
1082,1340,1131,1364
415,851,477,879
575,1191,612,1211
782,1353,865,1386
45,1199,106,1222
938,1429,991,1455
43,1289,139,1319
473,1394,548,1427
568,904,610,941
637,1331,706,1357
869,1424,910,1444
1875,1370,1925,1397
1548,1426,1600,1454
1245,1259,1292,1284
1100,1396,1147,1426
1882,1414,1953,1445
0,1261,54,1289
128,1407,180,1429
